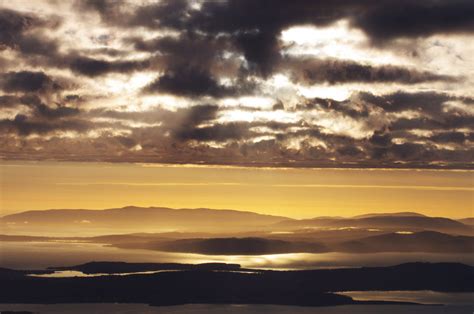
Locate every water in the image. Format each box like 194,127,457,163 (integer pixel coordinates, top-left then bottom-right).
0,304,472,314
28,270,180,278
340,291,474,305
1,241,473,270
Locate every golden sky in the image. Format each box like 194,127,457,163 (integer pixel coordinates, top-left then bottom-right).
1,161,472,218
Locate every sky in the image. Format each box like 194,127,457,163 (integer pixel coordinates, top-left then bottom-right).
0,1,472,217
1,161,472,218
0,0,472,168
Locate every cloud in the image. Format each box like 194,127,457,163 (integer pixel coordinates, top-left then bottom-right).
353,0,474,42
0,71,62,93
69,56,150,77
0,95,19,108
429,132,467,144
175,122,249,142
0,9,35,48
0,1,472,169
0,114,90,136
359,91,467,117
143,66,238,97
0,8,60,56
285,58,456,84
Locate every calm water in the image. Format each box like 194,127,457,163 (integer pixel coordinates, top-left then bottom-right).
340,291,474,305
0,304,472,314
1,241,473,270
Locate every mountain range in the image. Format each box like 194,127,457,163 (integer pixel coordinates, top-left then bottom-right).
1,206,472,236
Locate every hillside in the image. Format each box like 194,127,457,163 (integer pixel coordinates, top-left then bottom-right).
0,206,291,234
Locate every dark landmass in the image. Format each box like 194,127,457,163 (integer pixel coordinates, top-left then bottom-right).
0,263,471,307
275,215,473,235
112,231,473,255
118,237,330,255
0,235,52,242
1,230,472,255
335,231,474,254
50,262,242,274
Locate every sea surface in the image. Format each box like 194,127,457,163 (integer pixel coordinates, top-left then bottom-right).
340,291,474,305
0,304,472,314
1,241,473,270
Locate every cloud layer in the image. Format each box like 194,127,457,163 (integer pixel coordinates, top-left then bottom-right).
0,0,472,168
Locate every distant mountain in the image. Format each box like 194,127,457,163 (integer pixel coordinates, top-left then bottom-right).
459,218,474,226
0,206,291,234
353,212,426,219
276,213,473,235
336,231,474,253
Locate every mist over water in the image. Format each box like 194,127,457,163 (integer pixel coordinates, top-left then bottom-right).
1,241,472,270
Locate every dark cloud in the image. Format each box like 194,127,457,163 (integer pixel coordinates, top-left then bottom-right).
353,91,474,136
182,0,351,75
0,95,18,108
69,56,150,77
0,93,79,119
35,103,79,119
175,122,249,142
128,0,189,29
0,114,90,136
0,71,62,93
95,0,354,75
179,104,219,126
131,33,253,96
390,118,440,131
115,135,137,148
390,116,474,131
298,97,370,119
429,132,467,144
369,132,392,147
16,34,59,57
234,31,280,76
0,9,60,57
353,0,474,42
0,9,35,49
143,66,237,97
76,0,124,20
391,142,428,160
286,58,455,84
130,33,228,71
8,1,472,80
359,91,456,117
337,145,364,157
108,0,474,76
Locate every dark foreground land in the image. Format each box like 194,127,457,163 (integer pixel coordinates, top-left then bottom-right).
0,262,472,307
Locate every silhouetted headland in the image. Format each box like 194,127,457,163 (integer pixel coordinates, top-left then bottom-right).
0,262,471,307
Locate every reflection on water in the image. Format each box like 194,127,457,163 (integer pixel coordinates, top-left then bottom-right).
0,304,472,314
29,269,258,278
1,241,473,270
28,270,179,278
340,291,474,305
